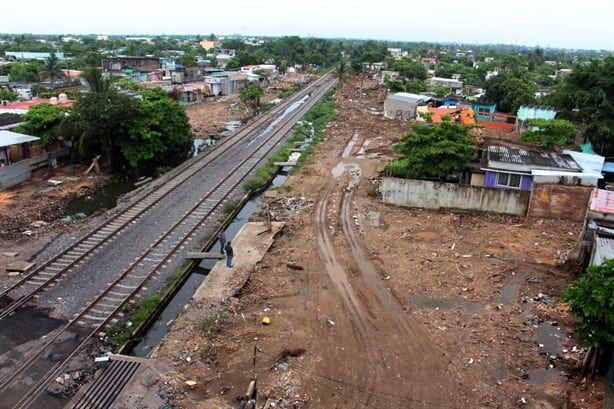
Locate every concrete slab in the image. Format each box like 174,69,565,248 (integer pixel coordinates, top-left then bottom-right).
193,222,285,302
185,252,224,260
5,260,34,273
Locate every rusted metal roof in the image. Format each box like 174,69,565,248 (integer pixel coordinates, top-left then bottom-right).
485,145,581,173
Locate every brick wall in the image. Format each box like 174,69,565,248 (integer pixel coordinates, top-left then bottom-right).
528,184,593,221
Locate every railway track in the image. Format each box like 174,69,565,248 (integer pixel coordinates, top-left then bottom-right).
0,73,336,409
0,73,332,321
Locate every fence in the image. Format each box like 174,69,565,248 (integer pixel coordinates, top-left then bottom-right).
0,147,70,190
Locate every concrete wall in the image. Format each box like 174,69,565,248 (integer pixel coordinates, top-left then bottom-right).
527,184,592,221
0,148,70,190
382,177,529,216
0,161,30,190
383,99,417,120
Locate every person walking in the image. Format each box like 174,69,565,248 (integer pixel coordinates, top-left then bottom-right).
217,230,226,254
224,241,234,268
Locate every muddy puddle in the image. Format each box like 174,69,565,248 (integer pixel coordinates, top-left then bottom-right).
406,292,484,314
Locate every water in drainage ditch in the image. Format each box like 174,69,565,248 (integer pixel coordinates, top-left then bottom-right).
64,178,136,218
130,173,287,358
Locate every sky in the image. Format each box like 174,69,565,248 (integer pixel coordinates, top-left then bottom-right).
3,0,613,50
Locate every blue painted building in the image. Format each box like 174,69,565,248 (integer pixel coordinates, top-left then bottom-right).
471,102,496,121
515,105,557,134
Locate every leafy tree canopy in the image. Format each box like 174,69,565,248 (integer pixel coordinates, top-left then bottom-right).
547,57,614,155
15,103,70,146
385,122,477,179
518,118,577,149
0,87,19,102
121,88,192,172
240,81,264,109
562,259,614,348
66,68,192,174
482,72,536,113
392,57,427,81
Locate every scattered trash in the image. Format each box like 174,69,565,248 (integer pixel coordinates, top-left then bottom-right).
327,318,336,326
262,316,271,325
178,350,192,362
47,179,63,186
94,355,109,363
185,380,197,387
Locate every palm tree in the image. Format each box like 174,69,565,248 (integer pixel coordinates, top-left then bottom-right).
80,66,112,93
39,52,64,90
334,58,350,84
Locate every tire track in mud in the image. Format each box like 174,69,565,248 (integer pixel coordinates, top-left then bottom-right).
313,135,471,407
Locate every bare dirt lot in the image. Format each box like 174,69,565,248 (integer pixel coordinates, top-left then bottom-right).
0,75,606,409
144,78,605,408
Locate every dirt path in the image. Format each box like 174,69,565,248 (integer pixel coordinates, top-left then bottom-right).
312,142,473,407
145,77,602,409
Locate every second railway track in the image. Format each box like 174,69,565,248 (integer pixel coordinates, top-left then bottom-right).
0,74,337,409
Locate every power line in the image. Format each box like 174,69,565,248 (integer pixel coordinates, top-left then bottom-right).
257,349,467,409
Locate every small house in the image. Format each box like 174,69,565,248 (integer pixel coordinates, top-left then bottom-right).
480,145,587,191
472,102,496,121
384,92,431,120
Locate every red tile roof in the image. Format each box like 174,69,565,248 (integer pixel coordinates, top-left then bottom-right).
3,98,74,111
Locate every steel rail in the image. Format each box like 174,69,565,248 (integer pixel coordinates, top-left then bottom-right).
0,74,336,409
0,74,331,321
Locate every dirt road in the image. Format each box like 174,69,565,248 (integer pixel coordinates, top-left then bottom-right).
0,75,605,408
145,77,603,409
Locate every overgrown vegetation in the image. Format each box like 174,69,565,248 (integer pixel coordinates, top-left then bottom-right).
222,200,241,220
242,87,336,192
563,259,614,349
385,122,477,179
518,118,577,149
104,295,161,347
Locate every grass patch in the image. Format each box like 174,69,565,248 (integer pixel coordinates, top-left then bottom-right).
222,200,241,220
201,312,224,334
243,87,337,193
281,83,303,99
104,294,162,347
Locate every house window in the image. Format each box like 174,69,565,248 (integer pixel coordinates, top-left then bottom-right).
496,172,521,188
477,107,491,116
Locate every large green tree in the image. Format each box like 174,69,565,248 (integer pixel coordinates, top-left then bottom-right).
518,118,577,149
67,68,192,174
563,259,614,348
240,81,264,110
385,122,477,179
121,88,192,172
392,57,427,81
483,72,536,113
548,57,614,155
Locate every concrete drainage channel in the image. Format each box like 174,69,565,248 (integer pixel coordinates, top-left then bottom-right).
128,173,287,358
65,173,288,409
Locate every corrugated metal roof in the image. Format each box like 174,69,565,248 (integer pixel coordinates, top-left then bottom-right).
387,92,431,105
485,145,581,172
0,130,40,147
590,189,614,214
593,234,614,265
